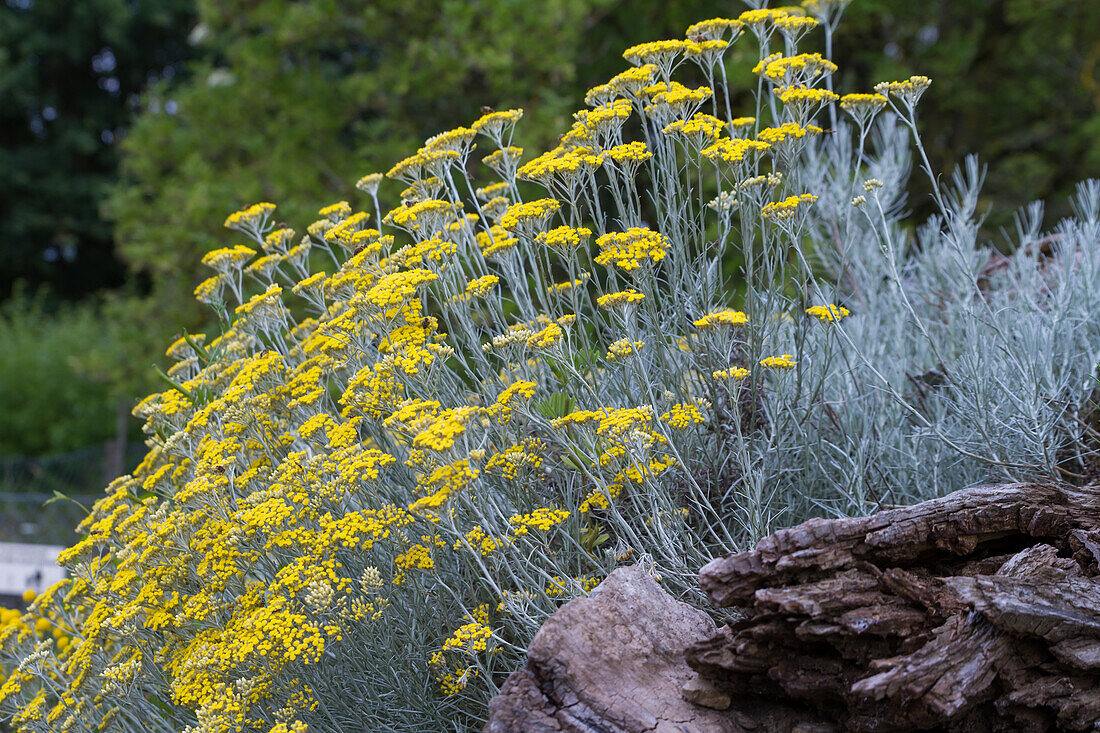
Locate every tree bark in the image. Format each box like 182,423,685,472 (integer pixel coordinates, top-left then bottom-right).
689,481,1100,731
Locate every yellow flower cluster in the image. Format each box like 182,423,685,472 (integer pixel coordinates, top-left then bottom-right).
606,338,644,361
390,199,459,233
622,39,694,71
663,113,727,143
694,309,748,329
806,304,851,322
606,64,658,98
458,525,508,556
365,268,438,311
594,227,668,271
662,401,708,429
755,52,838,85
840,92,888,115
499,198,561,235
701,137,770,164
597,289,645,309
318,201,353,221
356,172,383,194
778,86,839,112
760,354,798,369
536,225,592,253
387,149,460,183
776,15,819,33
201,245,256,273
757,122,822,146
477,224,520,258
483,440,544,479
413,407,479,451
875,75,933,106
224,202,276,231
462,274,499,300
685,17,744,42
509,508,570,536
470,108,524,140
482,146,525,177
526,321,564,350
738,8,792,26
761,193,818,220
603,141,652,165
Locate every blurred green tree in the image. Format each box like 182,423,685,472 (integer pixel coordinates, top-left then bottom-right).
0,0,195,301
839,0,1100,227
0,288,118,455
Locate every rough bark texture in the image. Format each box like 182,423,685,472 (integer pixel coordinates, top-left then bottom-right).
690,481,1100,731
486,565,821,732
487,483,1100,732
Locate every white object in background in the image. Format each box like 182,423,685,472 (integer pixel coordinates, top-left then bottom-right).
0,542,65,597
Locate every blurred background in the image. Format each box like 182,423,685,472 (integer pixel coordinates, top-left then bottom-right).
2,0,1099,546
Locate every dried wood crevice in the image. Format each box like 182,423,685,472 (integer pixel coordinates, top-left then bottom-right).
689,481,1100,731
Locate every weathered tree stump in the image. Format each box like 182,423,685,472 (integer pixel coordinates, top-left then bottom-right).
689,481,1100,731
487,482,1100,731
486,565,820,732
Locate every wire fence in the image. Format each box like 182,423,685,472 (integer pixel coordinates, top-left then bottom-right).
0,442,146,545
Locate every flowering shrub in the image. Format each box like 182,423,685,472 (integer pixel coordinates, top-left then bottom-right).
4,1,1100,730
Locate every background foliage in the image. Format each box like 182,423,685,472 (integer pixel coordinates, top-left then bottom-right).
0,0,194,302
0,290,119,455
1,0,1099,459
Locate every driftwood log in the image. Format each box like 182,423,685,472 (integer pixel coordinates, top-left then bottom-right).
485,564,820,732
488,482,1100,732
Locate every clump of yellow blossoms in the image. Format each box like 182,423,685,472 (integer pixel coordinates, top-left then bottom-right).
594,227,668,271
713,367,752,380
760,354,798,369
694,309,748,329
597,289,645,309
761,193,818,220
806,304,851,322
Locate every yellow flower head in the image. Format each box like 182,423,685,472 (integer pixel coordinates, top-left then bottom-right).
701,137,770,164
694,309,748,329
201,245,255,274
622,40,695,74
685,17,744,42
500,198,562,236
536,225,592,253
874,75,933,107
597,289,645,309
806,304,850,322
663,114,728,144
755,52,838,86
761,193,818,220
318,201,353,221
355,172,384,195
423,127,477,154
471,108,524,140
606,338,644,361
594,227,668,272
760,354,797,369
713,366,751,380
223,202,275,231
607,64,658,98
738,8,790,29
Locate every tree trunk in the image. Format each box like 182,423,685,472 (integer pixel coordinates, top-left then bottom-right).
689,481,1100,731
487,482,1100,732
